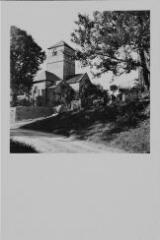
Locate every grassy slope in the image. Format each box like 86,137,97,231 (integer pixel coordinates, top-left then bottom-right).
108,119,150,153
22,100,150,153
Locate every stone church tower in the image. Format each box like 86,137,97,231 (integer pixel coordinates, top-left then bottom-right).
32,40,91,108
46,41,75,80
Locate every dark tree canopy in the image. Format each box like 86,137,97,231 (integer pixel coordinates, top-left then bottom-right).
71,11,150,89
79,77,108,107
53,81,75,105
10,26,46,103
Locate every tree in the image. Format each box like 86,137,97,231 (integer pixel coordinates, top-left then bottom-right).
10,26,46,105
79,77,108,107
71,11,150,90
53,81,75,106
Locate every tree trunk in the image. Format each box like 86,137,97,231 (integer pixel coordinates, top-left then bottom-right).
12,92,17,106
139,50,150,90
142,67,150,90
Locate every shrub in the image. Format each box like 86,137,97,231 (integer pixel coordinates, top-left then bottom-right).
10,139,37,153
17,98,32,106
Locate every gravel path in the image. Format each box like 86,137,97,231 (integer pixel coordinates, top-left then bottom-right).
10,128,125,153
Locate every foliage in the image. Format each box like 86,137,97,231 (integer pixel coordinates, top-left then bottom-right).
16,98,32,106
10,26,46,104
53,81,75,105
10,139,37,153
71,11,150,89
36,96,44,106
79,78,108,107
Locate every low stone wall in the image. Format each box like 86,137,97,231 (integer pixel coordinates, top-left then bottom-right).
10,106,54,123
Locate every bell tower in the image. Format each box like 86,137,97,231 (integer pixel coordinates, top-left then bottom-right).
46,41,75,80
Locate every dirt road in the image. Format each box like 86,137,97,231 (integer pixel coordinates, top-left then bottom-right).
10,128,125,153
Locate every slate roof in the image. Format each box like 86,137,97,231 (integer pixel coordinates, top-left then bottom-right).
48,41,75,51
33,70,61,83
66,74,85,84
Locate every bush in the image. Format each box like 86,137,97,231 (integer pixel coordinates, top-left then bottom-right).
17,98,32,106
36,96,44,106
10,139,37,153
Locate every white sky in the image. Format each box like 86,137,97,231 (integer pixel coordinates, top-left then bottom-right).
7,1,138,89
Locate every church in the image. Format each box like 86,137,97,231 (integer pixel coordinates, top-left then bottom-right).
31,41,91,108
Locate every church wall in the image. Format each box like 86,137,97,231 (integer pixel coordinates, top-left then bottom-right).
31,81,47,106
31,81,46,98
64,45,75,56
46,43,75,80
63,60,75,80
47,45,64,62
47,45,64,79
47,61,64,80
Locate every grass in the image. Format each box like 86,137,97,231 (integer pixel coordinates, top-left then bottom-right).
108,119,150,153
10,139,37,153
21,99,150,153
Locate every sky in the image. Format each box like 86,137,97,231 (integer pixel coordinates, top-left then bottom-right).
7,1,138,89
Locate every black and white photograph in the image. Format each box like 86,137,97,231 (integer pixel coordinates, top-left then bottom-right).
2,1,160,240
9,2,150,153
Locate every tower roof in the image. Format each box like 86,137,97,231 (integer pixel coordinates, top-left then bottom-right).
48,40,75,51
